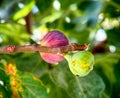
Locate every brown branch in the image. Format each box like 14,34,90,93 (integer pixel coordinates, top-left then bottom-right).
24,11,33,34
0,43,89,54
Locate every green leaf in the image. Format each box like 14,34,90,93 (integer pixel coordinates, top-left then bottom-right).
15,53,48,78
0,23,30,45
78,1,103,15
0,84,8,98
36,0,53,13
59,0,80,9
106,27,120,48
95,50,120,84
0,63,15,98
49,61,105,98
95,50,120,96
40,73,71,98
18,71,49,98
104,4,120,18
13,0,35,20
73,1,103,29
0,0,19,19
0,63,6,82
0,62,49,98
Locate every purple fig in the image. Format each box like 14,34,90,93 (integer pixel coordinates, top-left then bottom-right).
40,30,69,64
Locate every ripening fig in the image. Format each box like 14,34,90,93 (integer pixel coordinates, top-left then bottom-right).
64,51,94,77
40,30,69,64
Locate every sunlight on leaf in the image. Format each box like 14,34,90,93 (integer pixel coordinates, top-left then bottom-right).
13,0,35,20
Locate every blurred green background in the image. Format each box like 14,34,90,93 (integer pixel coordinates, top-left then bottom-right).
0,0,120,98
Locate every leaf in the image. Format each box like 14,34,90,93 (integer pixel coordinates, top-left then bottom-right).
18,71,49,98
0,63,14,98
0,63,6,82
15,53,48,77
94,50,120,97
104,4,120,18
40,73,71,98
78,1,103,15
36,0,53,13
106,27,120,48
0,62,49,98
49,61,105,98
13,0,35,20
59,0,80,9
73,1,103,29
0,84,8,98
0,23,30,45
95,50,120,84
0,0,19,19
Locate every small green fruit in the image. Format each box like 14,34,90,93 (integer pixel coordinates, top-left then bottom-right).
64,51,94,77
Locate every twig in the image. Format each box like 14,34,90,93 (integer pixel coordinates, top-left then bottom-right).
24,11,33,34
0,43,89,54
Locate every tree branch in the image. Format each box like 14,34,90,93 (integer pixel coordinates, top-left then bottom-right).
0,43,89,54
24,11,33,34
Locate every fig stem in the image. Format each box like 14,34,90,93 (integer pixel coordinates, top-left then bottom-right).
0,43,89,54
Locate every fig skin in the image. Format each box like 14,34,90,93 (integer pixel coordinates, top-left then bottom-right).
40,30,69,64
64,51,94,77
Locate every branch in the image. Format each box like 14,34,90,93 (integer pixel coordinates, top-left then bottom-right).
0,43,89,54
24,11,33,34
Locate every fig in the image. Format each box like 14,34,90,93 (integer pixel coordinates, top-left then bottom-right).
40,30,69,64
64,51,94,77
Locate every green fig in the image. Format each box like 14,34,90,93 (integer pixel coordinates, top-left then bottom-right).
64,51,94,77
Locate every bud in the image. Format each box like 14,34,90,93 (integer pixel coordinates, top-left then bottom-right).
40,30,69,64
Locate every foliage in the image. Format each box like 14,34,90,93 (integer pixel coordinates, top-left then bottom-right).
0,0,120,98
